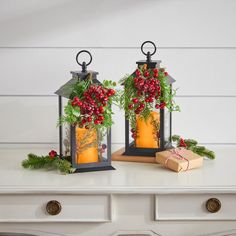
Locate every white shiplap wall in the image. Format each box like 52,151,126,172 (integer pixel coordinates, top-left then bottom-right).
0,0,236,152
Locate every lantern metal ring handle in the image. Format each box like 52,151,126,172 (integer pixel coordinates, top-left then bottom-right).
76,50,92,72
141,41,157,56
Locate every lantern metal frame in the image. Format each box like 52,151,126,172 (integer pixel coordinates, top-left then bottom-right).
123,41,174,157
55,50,115,172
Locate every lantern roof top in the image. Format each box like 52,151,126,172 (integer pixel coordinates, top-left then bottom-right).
55,71,100,99
55,50,102,99
135,41,176,84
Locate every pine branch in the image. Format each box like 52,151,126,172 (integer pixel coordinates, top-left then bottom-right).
171,135,215,159
22,153,74,174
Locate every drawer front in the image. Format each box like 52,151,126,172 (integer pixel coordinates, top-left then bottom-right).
0,194,112,222
155,194,236,221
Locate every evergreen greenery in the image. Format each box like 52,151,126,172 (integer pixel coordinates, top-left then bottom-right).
119,65,180,130
171,135,215,159
22,153,74,174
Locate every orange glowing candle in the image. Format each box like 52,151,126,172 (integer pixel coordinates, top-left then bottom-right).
135,111,160,148
76,127,98,164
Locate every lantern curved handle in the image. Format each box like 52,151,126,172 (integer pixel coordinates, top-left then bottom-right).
76,50,92,72
141,41,157,56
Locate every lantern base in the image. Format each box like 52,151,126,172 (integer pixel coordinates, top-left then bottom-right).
122,142,173,157
73,165,115,173
112,148,156,163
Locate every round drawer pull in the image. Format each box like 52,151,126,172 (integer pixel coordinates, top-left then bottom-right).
46,200,62,215
206,198,221,213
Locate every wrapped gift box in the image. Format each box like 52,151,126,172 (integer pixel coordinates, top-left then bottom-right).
156,148,203,172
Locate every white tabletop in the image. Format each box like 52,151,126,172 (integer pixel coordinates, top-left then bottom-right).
0,147,235,194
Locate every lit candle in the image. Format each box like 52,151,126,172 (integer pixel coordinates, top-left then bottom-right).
76,127,98,164
135,111,160,148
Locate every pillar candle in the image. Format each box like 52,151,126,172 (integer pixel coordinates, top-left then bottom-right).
76,127,98,164
135,111,160,148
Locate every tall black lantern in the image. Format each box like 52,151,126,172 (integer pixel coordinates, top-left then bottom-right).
55,50,114,172
123,41,175,157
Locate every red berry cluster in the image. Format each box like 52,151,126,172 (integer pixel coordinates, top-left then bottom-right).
127,68,167,115
71,85,115,128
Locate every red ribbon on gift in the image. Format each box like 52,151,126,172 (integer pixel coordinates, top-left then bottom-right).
164,147,190,171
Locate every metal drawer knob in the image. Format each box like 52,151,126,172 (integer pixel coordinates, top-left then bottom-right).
206,198,221,213
46,200,62,215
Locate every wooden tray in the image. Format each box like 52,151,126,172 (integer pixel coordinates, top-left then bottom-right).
112,148,156,163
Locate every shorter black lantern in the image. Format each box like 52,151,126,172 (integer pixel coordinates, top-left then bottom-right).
55,50,115,172
123,41,176,157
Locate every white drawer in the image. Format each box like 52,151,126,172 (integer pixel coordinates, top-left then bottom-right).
0,194,112,222
155,194,236,221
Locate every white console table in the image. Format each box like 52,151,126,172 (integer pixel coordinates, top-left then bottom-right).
0,147,236,236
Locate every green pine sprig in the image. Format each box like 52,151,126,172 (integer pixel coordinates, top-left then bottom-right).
171,135,215,159
22,154,75,174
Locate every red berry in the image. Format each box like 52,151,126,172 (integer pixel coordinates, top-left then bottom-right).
135,109,140,114
164,71,168,76
153,68,158,74
94,119,101,125
154,72,158,78
87,117,92,122
144,71,150,77
49,150,57,158
155,104,160,109
128,104,134,109
132,98,139,103
107,89,115,96
103,96,108,101
98,116,104,121
131,128,136,133
86,106,92,111
94,110,100,115
73,96,79,102
81,118,87,124
77,101,83,106
132,133,137,139
144,84,149,91
135,69,141,77
148,97,154,103
160,102,166,109
179,138,187,148
139,103,145,108
71,101,77,106
134,77,139,83
99,106,104,113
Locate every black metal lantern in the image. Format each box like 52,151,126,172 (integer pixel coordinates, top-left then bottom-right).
123,41,175,157
55,50,115,172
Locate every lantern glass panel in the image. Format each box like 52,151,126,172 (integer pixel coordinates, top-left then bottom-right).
130,107,161,149
164,108,172,148
72,125,109,165
61,97,71,156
